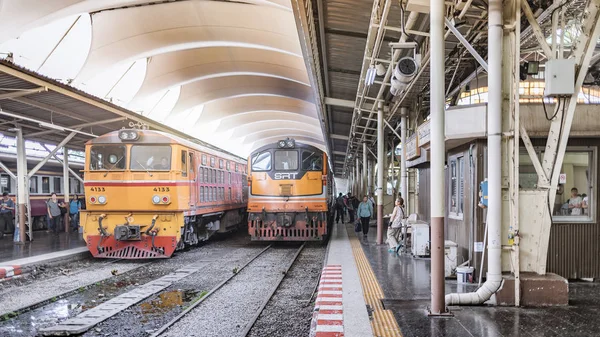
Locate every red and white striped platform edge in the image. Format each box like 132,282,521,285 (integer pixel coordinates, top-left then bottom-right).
0,265,22,280
309,264,344,337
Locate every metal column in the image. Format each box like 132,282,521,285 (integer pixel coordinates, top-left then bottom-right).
356,157,360,197
401,107,409,251
429,0,447,315
377,102,384,244
63,147,70,232
15,128,27,243
367,160,373,196
363,143,368,197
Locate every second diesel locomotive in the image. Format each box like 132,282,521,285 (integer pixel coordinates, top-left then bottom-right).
81,128,247,258
247,139,332,241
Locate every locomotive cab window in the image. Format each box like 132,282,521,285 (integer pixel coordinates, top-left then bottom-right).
130,145,172,171
181,150,188,177
251,152,271,171
301,150,322,171
90,145,126,171
275,150,298,170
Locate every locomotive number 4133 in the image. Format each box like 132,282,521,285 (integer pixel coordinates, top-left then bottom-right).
153,187,171,192
89,187,106,192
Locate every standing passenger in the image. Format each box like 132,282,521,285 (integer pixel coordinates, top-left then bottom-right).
0,192,15,237
346,193,356,223
69,195,81,232
47,193,62,236
335,193,345,224
387,198,405,252
357,196,373,238
568,187,583,215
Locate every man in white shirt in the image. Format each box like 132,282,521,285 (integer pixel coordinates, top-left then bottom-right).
568,187,583,216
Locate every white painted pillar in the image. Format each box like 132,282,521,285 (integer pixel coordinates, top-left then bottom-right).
15,128,27,243
377,102,384,244
63,147,70,232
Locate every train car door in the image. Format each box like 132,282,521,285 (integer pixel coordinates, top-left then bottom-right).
187,151,197,208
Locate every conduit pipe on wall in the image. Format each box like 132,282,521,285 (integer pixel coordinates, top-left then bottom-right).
445,0,503,306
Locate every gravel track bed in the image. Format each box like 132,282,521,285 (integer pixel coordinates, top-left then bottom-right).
161,245,303,337
248,243,326,337
0,231,254,336
83,245,268,337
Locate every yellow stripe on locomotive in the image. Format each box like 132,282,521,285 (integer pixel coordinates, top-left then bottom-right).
247,138,332,241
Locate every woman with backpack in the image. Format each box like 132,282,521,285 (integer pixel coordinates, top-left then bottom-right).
70,195,82,232
387,198,406,252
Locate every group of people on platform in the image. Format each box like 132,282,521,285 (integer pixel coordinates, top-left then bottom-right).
0,192,83,238
333,190,408,253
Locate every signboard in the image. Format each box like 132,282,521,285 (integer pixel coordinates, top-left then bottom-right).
0,177,7,187
559,173,567,184
417,120,431,148
405,133,420,160
474,242,484,252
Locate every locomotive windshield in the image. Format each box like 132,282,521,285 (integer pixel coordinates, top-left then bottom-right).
274,150,298,171
130,145,172,171
301,150,322,171
251,151,271,171
90,145,126,171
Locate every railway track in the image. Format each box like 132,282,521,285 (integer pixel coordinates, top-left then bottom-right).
154,243,306,337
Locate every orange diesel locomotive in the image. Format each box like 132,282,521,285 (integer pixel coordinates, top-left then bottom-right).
81,128,247,258
247,139,332,241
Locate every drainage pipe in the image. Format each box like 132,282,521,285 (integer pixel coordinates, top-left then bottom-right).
430,0,446,314
445,0,503,306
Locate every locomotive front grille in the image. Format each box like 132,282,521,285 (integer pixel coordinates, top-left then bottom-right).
279,184,292,196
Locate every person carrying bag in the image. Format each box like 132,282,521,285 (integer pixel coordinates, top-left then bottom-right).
387,198,406,252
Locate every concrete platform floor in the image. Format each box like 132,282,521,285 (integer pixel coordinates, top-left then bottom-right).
353,222,600,337
0,231,86,263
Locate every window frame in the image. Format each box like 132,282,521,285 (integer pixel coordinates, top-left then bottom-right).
520,146,597,223
129,145,172,171
448,154,465,220
250,152,271,172
90,145,127,171
274,150,299,171
202,154,207,166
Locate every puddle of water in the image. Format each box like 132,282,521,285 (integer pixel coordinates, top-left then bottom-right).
140,289,199,315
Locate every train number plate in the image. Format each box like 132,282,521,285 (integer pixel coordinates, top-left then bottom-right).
89,187,106,192
153,187,171,192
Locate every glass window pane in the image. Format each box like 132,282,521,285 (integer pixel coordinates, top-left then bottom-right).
130,146,172,170
181,150,187,177
301,150,322,171
551,151,591,218
42,177,50,194
251,152,271,171
54,177,61,193
274,150,298,170
450,161,457,214
29,177,38,194
90,145,126,170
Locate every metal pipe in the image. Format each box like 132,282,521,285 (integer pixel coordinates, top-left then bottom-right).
15,128,26,244
356,157,360,197
446,0,503,306
376,102,384,244
400,107,408,252
28,132,77,178
0,160,16,180
363,143,368,197
430,0,446,315
63,146,70,232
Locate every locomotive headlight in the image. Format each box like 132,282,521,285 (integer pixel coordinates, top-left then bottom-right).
278,140,286,148
119,130,139,141
152,195,160,204
286,140,294,148
98,195,107,204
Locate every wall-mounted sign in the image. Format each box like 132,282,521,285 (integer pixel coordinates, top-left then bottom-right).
406,133,420,160
417,120,431,148
0,177,7,187
474,242,484,252
559,173,567,184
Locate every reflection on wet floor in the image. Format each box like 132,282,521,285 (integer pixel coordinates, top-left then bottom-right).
352,223,600,337
0,231,85,263
140,289,199,315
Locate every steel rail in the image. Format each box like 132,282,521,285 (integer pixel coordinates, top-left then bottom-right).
150,245,274,337
239,242,306,337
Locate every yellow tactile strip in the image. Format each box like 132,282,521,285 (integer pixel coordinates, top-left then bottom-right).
348,230,402,337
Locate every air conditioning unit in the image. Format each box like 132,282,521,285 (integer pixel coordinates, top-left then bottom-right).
411,221,430,257
445,240,458,277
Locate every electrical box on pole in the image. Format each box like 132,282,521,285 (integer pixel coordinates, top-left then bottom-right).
544,59,576,97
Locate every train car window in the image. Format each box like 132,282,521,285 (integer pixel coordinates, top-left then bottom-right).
229,187,232,200
199,167,204,183
226,161,230,171
90,145,126,170
29,177,38,194
54,177,62,193
0,174,10,194
181,150,188,177
236,164,239,172
189,153,194,174
42,177,50,194
204,168,208,182
301,150,323,171
204,187,208,202
130,145,172,171
210,157,215,167
228,172,231,185
274,150,299,170
219,159,224,169
202,154,207,166
200,186,204,202
220,171,223,184
251,152,271,171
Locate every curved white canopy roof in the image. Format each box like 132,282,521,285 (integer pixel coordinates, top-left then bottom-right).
0,0,324,158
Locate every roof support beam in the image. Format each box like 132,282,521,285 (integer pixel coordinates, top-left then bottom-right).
0,87,47,100
28,131,77,178
27,117,126,137
0,109,97,138
325,97,354,108
520,1,553,58
10,96,96,123
41,144,84,184
445,18,488,72
0,160,16,180
331,134,349,140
